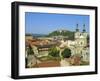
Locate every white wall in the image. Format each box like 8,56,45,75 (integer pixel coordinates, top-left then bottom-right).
0,0,99,81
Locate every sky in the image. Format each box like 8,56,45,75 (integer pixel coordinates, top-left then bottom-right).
25,12,89,34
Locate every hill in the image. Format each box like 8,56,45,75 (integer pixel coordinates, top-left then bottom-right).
47,29,74,40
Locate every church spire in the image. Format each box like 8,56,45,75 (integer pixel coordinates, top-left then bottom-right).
83,24,86,32
76,24,79,32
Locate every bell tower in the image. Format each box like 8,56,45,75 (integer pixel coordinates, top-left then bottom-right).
82,24,86,33
76,24,79,32
82,24,88,46
82,24,88,38
75,24,80,39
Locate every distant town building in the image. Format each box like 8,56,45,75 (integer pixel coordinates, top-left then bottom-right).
25,34,33,40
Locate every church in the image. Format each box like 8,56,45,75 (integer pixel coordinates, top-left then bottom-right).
74,24,89,62
60,24,89,62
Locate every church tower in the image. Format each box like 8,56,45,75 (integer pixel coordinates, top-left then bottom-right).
75,24,80,39
82,24,88,46
73,24,89,58
82,24,86,33
76,24,79,32
82,24,88,38
75,24,88,48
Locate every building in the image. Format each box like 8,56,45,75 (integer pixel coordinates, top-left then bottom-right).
25,34,33,40
74,24,89,61
61,24,89,62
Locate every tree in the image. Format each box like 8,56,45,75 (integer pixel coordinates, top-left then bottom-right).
49,46,60,57
27,45,34,55
61,48,71,58
48,30,74,40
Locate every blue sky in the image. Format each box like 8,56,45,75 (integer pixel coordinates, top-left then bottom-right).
25,12,89,34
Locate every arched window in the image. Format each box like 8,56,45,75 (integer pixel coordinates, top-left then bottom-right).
81,42,83,45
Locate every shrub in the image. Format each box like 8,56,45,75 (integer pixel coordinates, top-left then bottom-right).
49,46,60,57
61,48,71,58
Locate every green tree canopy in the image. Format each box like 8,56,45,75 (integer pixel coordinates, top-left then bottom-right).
61,48,71,59
48,30,74,40
48,46,60,57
